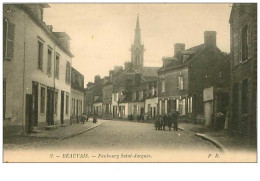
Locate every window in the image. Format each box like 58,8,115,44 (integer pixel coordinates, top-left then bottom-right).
66,62,71,84
54,91,58,115
55,54,60,78
3,19,15,60
38,41,43,70
40,87,45,113
139,90,143,100
241,25,248,62
132,92,136,100
66,94,69,114
122,106,125,115
178,75,184,90
188,97,192,113
162,80,166,92
71,98,75,115
47,49,52,75
241,79,249,114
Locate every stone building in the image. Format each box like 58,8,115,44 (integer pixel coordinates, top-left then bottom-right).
3,4,73,133
158,31,230,127
229,3,257,138
70,67,84,124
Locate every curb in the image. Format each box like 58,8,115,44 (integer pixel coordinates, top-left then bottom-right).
195,133,226,153
59,122,102,140
178,127,185,131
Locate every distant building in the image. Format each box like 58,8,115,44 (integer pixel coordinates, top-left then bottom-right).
84,75,103,117
70,67,84,124
3,4,73,133
102,76,113,119
158,31,230,127
229,3,257,138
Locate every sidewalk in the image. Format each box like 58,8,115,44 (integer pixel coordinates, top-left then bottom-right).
28,119,101,140
178,122,257,153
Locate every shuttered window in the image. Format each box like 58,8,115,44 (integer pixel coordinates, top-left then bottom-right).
38,41,43,70
3,19,15,60
47,49,52,75
241,25,248,62
66,62,71,84
178,75,184,90
40,87,45,113
55,54,60,78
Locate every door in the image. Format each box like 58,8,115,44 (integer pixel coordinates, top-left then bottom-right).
46,87,54,125
233,84,239,130
25,94,33,133
60,91,64,124
32,82,38,126
3,79,6,119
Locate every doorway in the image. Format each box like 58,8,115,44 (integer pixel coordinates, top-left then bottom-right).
25,94,33,133
46,87,54,125
32,81,38,126
60,91,64,124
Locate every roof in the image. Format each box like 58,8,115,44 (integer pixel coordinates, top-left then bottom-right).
182,44,204,55
141,67,160,77
53,32,71,40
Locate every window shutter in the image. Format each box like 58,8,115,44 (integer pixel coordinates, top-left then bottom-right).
7,22,15,59
3,19,7,58
247,23,252,58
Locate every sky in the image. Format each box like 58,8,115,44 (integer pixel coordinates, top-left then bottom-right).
44,3,232,85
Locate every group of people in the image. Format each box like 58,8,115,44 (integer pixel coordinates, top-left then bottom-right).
154,111,179,131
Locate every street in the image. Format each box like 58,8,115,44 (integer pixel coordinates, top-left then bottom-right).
4,119,219,152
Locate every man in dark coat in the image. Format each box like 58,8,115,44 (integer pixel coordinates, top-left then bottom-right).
167,113,173,131
162,114,167,130
173,111,179,131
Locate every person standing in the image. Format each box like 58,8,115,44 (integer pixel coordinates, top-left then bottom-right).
167,113,173,131
173,111,179,131
162,114,167,130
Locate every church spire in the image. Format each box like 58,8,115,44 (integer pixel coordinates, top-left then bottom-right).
131,14,144,69
134,14,141,45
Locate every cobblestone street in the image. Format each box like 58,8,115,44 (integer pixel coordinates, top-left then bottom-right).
4,119,219,152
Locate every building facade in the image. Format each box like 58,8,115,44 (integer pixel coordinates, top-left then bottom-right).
229,3,257,138
3,4,73,133
102,77,113,119
158,31,230,127
70,67,84,124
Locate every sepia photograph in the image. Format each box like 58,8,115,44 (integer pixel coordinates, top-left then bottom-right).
2,2,257,163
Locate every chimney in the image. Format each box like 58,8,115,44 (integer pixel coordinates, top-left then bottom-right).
162,57,173,67
204,31,216,47
94,75,101,83
47,25,53,32
174,43,185,59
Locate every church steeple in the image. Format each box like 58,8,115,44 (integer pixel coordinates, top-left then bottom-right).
134,14,141,45
131,14,144,69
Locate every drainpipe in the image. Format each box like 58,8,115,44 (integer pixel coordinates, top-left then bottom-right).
22,10,26,132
